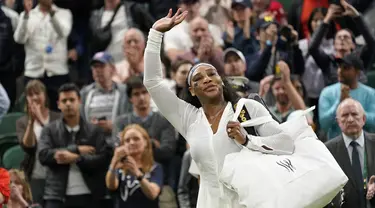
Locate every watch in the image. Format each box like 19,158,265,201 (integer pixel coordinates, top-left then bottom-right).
242,136,250,146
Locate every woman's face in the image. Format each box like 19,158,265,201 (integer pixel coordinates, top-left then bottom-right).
175,63,192,87
10,173,23,199
26,90,46,106
189,65,223,100
122,128,147,156
310,11,324,33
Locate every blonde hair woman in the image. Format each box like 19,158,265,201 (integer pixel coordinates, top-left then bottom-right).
6,169,40,208
106,124,163,208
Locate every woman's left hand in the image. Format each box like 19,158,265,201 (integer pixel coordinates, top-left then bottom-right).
124,156,143,177
227,121,247,145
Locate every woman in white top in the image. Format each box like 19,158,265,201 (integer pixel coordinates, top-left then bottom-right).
144,9,294,208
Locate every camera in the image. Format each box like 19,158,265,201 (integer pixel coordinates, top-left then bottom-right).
279,26,293,43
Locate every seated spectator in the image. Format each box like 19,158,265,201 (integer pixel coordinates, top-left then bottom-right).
0,84,10,122
308,1,375,87
90,0,154,63
223,0,259,60
6,169,40,208
106,124,163,208
14,0,72,111
325,98,375,208
178,16,224,74
319,53,375,140
0,168,10,208
246,15,305,82
169,59,193,97
163,0,223,61
114,28,146,84
177,149,199,208
16,80,60,205
267,61,306,122
39,83,112,208
81,52,132,145
223,47,260,93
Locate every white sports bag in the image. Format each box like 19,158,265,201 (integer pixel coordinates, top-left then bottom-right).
219,99,348,208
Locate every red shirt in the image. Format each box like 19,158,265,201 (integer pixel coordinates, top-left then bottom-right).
301,0,329,38
0,168,10,208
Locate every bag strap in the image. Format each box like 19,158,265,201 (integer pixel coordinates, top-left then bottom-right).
232,99,258,136
104,3,122,29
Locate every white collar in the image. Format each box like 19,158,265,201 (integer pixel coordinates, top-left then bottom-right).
65,125,80,133
343,131,365,148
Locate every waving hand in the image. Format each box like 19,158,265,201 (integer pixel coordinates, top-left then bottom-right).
152,8,188,33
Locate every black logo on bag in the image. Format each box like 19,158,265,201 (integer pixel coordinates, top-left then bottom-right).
276,158,296,172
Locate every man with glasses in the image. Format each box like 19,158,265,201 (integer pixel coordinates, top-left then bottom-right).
319,53,375,140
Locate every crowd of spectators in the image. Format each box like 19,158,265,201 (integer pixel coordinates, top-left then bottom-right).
0,0,374,207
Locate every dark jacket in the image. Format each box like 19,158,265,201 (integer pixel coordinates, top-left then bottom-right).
177,150,199,208
308,15,375,86
16,111,61,180
246,42,305,82
325,132,375,208
38,117,112,201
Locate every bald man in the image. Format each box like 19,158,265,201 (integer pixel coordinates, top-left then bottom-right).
114,28,146,83
178,16,224,75
325,98,375,208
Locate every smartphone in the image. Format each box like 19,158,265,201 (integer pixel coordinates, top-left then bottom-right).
328,0,344,8
97,116,106,121
274,64,281,77
279,26,292,42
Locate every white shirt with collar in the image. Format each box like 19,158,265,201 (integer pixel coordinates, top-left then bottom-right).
65,125,91,195
14,4,72,78
342,131,365,173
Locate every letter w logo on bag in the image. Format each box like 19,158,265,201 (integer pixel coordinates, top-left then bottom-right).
276,158,296,172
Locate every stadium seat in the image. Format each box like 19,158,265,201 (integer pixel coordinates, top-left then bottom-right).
2,145,24,169
0,112,24,136
12,93,26,113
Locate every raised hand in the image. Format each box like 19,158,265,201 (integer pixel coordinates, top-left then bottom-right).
23,0,33,14
152,8,188,33
340,0,360,17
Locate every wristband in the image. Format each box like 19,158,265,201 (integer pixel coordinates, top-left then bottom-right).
137,173,144,181
108,168,118,175
242,136,250,146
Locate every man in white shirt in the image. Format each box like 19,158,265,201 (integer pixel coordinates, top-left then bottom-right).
326,98,375,208
163,0,223,61
14,0,72,111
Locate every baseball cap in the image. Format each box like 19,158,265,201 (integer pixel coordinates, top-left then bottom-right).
256,15,279,30
223,48,246,63
231,0,252,8
90,51,114,66
335,53,364,71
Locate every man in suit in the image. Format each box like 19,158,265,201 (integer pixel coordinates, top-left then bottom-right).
326,98,375,208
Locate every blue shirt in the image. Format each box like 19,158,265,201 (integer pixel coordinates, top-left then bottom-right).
115,163,163,208
319,83,375,140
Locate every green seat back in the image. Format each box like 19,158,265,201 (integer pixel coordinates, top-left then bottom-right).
0,112,24,136
12,93,26,113
2,145,24,169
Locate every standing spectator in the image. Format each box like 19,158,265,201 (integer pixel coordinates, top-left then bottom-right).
80,52,132,145
319,53,375,140
178,16,225,74
0,168,10,208
268,61,306,122
308,1,375,86
38,83,112,208
299,7,335,121
246,16,305,82
0,4,23,109
90,0,154,64
114,28,146,84
14,0,72,111
106,124,163,208
163,0,223,61
16,80,60,205
223,0,259,61
325,98,375,208
0,84,10,122
7,169,40,208
204,0,231,33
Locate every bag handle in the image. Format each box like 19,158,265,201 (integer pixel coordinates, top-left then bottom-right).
232,98,274,127
104,3,122,29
